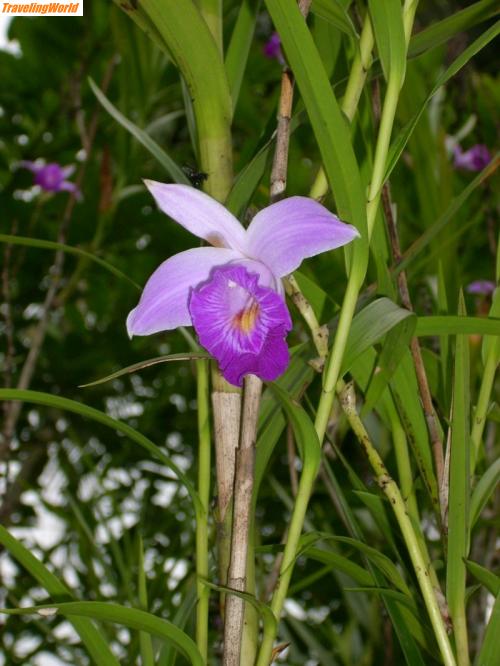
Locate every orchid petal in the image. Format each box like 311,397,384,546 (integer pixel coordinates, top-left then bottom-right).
246,197,360,277
127,247,241,336
19,160,41,173
62,164,76,178
144,181,247,251
59,181,82,200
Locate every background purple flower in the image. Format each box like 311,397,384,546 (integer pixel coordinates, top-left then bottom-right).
189,265,292,386
466,280,496,295
453,144,491,172
263,32,285,65
20,159,81,198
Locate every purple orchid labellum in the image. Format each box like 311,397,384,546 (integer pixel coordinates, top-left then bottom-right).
453,144,491,172
466,280,496,295
20,160,81,198
127,182,359,385
190,265,292,386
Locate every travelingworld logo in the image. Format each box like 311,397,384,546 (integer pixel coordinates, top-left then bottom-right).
2,1,83,15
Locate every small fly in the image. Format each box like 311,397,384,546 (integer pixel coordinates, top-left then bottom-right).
182,166,208,189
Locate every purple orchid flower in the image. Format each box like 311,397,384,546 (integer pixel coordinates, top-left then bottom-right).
466,280,496,295
453,144,491,172
127,182,359,386
20,160,81,198
263,32,285,65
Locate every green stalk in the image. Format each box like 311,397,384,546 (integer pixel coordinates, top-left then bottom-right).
197,0,223,53
316,3,418,440
255,459,318,666
140,0,233,201
471,336,499,468
314,268,364,442
339,382,457,666
196,360,211,661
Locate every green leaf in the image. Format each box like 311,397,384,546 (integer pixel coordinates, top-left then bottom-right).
482,286,500,365
397,157,499,273
362,309,417,414
368,0,406,87
446,294,471,643
0,526,120,666
158,582,197,666
254,350,314,497
80,353,210,387
416,316,500,338
311,0,358,40
269,382,321,475
386,22,500,181
264,0,367,240
475,592,500,666
470,458,500,527
89,78,190,185
306,534,412,597
0,234,140,291
0,389,201,515
200,579,277,636
225,0,261,108
353,491,397,552
304,547,374,587
408,0,499,59
226,135,273,216
465,560,500,597
0,602,203,666
391,351,440,512
341,297,416,375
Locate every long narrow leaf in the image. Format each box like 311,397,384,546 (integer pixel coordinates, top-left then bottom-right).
89,77,190,184
386,22,500,181
0,602,203,666
264,0,367,238
0,526,120,666
446,295,471,656
0,389,201,514
80,353,209,387
0,234,140,290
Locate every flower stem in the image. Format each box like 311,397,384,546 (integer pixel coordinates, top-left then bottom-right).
223,375,262,666
338,381,457,666
195,359,211,662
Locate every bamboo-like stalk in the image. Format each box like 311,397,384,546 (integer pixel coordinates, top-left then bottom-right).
212,372,242,589
338,381,457,666
195,360,211,661
222,375,262,666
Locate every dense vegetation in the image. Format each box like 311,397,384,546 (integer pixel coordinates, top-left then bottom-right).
0,2,498,665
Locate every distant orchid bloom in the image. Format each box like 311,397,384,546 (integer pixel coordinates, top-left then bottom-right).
20,159,81,198
127,183,359,386
453,144,491,172
263,32,284,64
467,280,496,295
